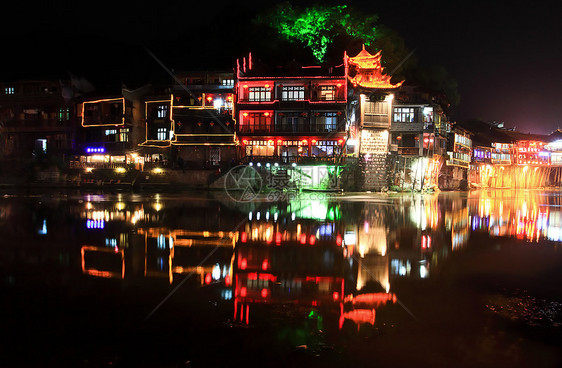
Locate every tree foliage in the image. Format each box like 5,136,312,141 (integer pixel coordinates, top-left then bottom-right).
257,3,380,63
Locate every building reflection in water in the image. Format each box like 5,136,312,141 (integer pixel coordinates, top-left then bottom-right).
232,198,398,330
469,190,562,242
14,189,558,331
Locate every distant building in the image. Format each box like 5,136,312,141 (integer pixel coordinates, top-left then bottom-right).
75,94,139,168
140,71,236,169
442,126,472,189
0,80,75,159
388,86,450,190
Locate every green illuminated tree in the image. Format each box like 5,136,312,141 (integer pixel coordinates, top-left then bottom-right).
257,3,380,63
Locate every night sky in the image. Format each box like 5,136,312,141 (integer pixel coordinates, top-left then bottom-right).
2,0,560,134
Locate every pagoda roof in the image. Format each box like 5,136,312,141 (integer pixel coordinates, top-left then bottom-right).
346,45,403,89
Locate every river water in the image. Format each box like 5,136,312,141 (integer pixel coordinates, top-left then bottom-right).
0,189,561,367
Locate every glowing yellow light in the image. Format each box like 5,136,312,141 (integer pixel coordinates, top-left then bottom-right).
115,167,126,173
153,168,163,174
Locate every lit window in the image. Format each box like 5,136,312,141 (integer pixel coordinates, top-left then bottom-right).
105,129,117,136
393,107,415,123
58,107,70,121
222,79,234,86
119,128,129,142
157,105,168,119
319,85,336,100
282,86,305,101
5,87,14,95
248,87,271,102
157,128,167,140
239,112,272,133
324,112,337,131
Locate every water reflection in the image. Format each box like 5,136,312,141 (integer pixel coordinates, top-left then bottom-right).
1,190,562,365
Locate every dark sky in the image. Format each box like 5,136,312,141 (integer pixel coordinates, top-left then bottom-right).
2,0,560,134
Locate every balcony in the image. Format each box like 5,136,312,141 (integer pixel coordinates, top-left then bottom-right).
391,122,424,132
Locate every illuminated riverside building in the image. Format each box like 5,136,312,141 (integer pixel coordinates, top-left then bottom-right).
470,139,552,189
442,126,472,189
345,46,403,190
234,53,347,164
387,86,450,191
140,71,236,169
75,95,140,169
514,140,549,166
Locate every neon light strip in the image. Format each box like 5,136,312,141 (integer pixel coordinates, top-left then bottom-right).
173,134,235,136
170,142,237,146
82,97,126,127
146,100,171,104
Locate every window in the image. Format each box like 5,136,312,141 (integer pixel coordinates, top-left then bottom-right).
222,79,234,86
119,128,129,142
5,87,14,95
58,107,70,122
319,85,336,100
248,87,271,102
276,112,299,132
105,129,117,136
245,140,274,156
240,112,272,133
454,134,471,147
35,139,47,154
393,107,415,123
312,112,339,132
324,112,337,131
311,140,341,157
157,105,168,119
423,107,433,123
157,128,167,140
282,86,305,101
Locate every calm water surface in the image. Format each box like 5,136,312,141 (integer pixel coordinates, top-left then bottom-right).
1,189,561,367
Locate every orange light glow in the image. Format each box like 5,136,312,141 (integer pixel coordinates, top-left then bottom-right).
242,112,248,117
261,288,268,298
311,139,317,145
277,139,283,145
242,140,248,145
262,259,269,270
300,234,307,244
302,139,308,145
338,139,344,144
268,140,274,146
309,235,316,245
346,45,404,89
243,85,248,89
